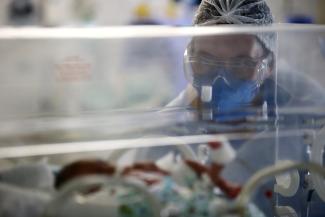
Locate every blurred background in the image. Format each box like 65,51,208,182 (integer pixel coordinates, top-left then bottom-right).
0,0,324,27
0,0,325,118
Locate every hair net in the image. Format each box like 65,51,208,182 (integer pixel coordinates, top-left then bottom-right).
193,0,276,54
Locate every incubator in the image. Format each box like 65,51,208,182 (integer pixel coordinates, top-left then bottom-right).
0,25,324,217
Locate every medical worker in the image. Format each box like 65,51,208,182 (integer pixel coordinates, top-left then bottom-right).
167,0,325,216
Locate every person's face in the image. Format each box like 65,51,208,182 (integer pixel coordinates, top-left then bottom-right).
187,34,272,86
184,34,274,121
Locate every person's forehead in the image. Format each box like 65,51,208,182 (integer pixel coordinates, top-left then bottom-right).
192,34,263,58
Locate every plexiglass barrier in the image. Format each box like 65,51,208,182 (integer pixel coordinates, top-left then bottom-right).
0,25,324,217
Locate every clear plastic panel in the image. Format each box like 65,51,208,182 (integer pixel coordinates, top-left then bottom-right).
0,25,324,217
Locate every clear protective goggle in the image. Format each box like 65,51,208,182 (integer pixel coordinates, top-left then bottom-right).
183,48,270,90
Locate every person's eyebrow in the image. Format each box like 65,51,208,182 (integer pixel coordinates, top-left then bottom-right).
195,50,216,57
234,54,255,59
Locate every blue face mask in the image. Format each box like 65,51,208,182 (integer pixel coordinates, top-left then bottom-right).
196,76,260,121
212,77,258,112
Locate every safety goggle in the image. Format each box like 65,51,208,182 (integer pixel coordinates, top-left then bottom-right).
184,48,270,88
